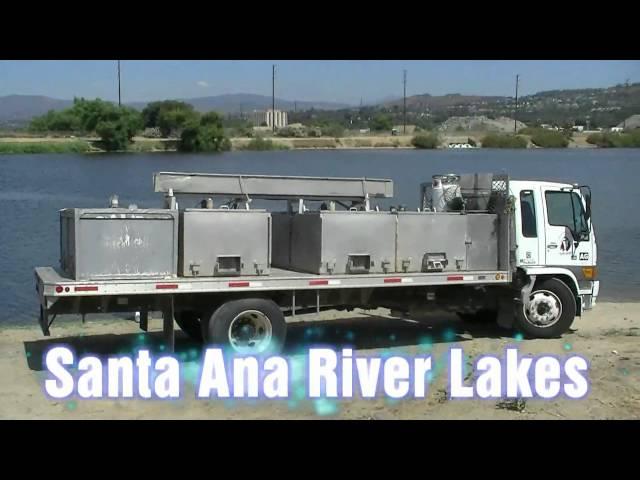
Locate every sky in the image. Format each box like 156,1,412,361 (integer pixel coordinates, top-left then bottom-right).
1,60,639,105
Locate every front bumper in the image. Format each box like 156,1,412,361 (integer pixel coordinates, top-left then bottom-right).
582,280,600,311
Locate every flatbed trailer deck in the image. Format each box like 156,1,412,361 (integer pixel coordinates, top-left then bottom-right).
36,266,512,350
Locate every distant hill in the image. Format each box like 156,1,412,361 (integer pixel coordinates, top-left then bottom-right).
378,83,640,128
384,93,507,110
0,93,350,125
0,95,72,125
129,94,350,114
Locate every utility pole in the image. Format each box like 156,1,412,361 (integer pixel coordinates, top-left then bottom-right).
624,78,630,130
514,74,520,134
117,60,122,107
272,64,276,132
403,69,407,134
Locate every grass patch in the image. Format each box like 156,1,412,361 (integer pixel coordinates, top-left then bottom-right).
481,133,528,149
350,138,374,148
496,398,527,412
291,138,337,149
241,137,290,151
0,141,92,154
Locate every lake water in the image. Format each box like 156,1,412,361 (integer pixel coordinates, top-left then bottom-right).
1,148,639,324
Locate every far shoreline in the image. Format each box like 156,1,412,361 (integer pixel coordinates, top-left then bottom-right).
0,132,615,154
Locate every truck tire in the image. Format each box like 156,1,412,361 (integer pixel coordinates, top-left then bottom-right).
175,311,203,342
515,278,576,338
203,298,286,355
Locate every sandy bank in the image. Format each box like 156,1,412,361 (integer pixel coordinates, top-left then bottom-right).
1,302,638,419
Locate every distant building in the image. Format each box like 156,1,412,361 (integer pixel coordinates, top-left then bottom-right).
254,109,288,128
572,125,584,133
610,127,624,133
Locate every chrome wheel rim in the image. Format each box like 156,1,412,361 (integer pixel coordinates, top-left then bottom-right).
523,290,563,328
228,310,273,354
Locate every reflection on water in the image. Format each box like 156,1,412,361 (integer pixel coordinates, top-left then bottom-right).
1,148,639,323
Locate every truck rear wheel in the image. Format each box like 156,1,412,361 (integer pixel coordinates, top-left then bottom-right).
515,278,576,338
203,298,287,355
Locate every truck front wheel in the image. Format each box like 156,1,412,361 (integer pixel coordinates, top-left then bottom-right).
515,278,576,338
203,298,287,355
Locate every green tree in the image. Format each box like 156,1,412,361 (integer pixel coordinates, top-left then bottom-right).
29,110,81,133
157,105,199,137
95,107,143,151
70,98,117,132
178,112,230,152
370,114,393,132
141,100,194,129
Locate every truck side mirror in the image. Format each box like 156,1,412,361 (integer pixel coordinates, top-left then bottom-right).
580,186,592,221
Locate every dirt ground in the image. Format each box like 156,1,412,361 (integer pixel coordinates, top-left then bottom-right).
1,302,638,419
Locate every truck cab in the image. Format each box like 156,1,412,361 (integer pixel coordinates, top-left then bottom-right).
510,180,598,333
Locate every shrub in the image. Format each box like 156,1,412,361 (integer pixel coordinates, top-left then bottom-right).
411,133,440,149
243,137,290,151
530,129,569,148
481,134,528,148
586,131,640,148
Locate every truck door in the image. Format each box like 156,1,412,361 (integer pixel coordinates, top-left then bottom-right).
515,188,541,266
542,187,593,269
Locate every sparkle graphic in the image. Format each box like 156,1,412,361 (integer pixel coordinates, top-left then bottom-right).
418,336,433,351
563,343,572,351
443,328,456,342
514,332,524,342
313,398,338,416
65,400,77,411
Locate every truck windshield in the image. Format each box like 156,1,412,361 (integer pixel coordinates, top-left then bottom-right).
545,191,589,237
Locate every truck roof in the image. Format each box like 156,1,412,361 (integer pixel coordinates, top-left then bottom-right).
510,179,575,190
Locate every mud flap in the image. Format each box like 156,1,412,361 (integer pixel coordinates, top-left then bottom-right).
162,296,175,353
39,305,51,337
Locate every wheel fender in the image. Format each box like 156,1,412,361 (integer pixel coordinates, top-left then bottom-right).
520,267,580,294
520,267,581,315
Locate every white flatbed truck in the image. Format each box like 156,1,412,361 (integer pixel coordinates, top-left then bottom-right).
34,172,599,354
